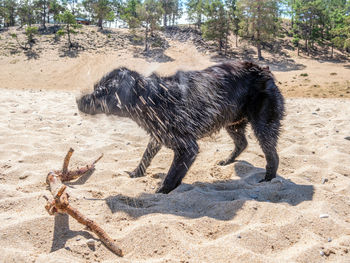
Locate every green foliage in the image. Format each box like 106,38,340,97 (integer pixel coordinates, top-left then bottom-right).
0,0,349,57
237,0,280,59
160,0,180,26
344,38,350,51
186,0,205,28
57,10,81,47
300,73,308,77
120,0,142,29
58,10,77,24
17,0,36,26
292,35,300,47
2,0,17,26
49,0,65,23
82,0,116,28
25,26,38,43
136,0,163,50
289,0,349,55
10,26,37,49
0,2,4,25
34,0,50,28
201,0,229,51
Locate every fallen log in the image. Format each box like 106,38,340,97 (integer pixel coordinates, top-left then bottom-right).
44,149,123,257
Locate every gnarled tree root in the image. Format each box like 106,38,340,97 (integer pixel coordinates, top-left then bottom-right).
44,149,123,257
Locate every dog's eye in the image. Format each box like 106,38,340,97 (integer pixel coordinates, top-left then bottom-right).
94,86,109,97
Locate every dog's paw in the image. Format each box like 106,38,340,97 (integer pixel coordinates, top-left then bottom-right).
217,160,227,166
217,159,234,166
258,176,274,183
126,169,144,178
156,185,172,194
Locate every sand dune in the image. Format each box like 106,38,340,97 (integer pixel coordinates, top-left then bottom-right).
0,87,349,262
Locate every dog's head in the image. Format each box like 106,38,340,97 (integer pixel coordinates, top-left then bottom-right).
77,67,141,116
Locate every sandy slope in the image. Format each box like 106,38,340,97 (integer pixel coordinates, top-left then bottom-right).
0,87,350,263
0,39,213,93
0,27,349,98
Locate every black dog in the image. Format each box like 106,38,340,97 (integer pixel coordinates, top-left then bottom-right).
77,61,285,194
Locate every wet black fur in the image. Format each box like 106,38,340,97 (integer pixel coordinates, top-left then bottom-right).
77,61,285,194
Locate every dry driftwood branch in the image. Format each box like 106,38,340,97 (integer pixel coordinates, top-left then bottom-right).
44,149,123,257
62,148,74,175
52,147,103,182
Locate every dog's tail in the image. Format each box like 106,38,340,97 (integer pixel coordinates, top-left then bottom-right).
264,78,285,121
248,67,285,124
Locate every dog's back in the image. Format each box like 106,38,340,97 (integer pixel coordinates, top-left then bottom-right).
135,61,284,146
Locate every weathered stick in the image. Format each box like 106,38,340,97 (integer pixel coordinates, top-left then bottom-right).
62,148,74,175
44,149,123,257
54,148,103,182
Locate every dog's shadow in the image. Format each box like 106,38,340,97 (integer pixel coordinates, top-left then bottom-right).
105,161,314,221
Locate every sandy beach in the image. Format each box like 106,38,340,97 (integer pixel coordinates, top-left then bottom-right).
1,88,350,262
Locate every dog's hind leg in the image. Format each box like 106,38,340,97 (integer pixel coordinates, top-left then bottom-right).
251,120,281,182
218,120,248,166
129,137,162,178
156,140,199,194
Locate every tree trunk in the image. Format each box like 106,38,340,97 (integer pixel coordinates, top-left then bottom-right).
331,43,334,59
257,29,262,60
163,14,167,27
144,25,149,52
67,24,72,49
42,14,46,29
10,15,15,26
197,14,202,30
257,2,262,60
28,14,32,26
257,41,262,60
225,19,229,55
297,43,300,56
98,17,103,29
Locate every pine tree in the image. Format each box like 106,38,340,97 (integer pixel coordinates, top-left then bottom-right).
237,0,280,60
187,0,205,29
291,0,327,56
137,0,162,51
17,0,36,27
325,0,348,57
34,0,49,29
57,10,81,48
48,0,65,25
120,0,142,29
0,0,5,27
226,0,240,47
82,0,115,29
201,0,229,52
2,0,17,26
171,0,182,25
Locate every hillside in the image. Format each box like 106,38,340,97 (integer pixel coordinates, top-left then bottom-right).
0,25,349,98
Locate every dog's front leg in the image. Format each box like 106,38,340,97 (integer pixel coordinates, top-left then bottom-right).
156,141,199,194
129,137,162,178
